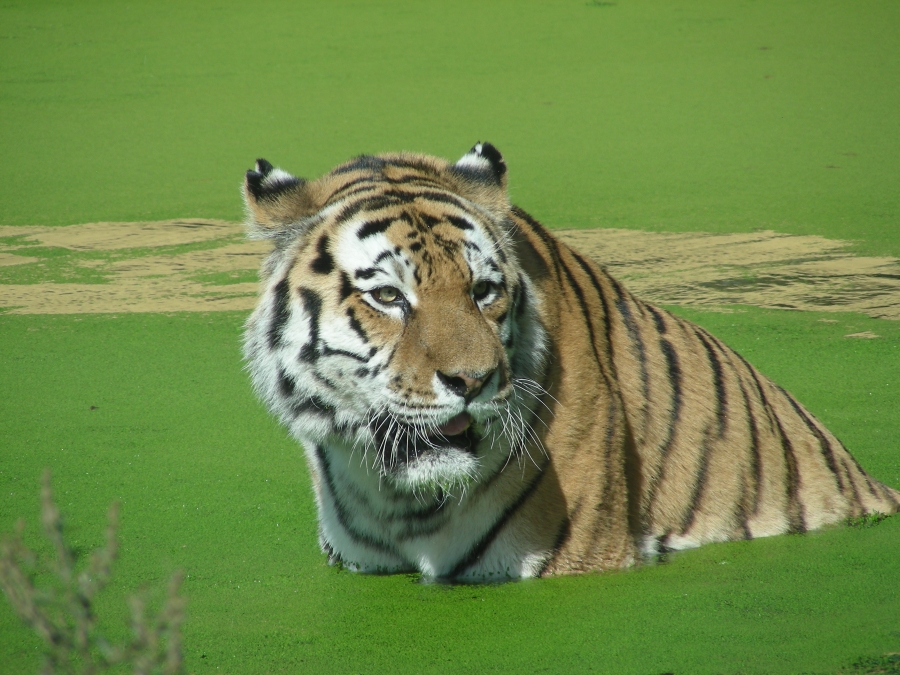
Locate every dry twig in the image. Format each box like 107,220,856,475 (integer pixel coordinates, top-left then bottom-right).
0,470,185,675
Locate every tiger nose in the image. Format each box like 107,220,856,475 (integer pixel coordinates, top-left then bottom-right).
437,370,491,401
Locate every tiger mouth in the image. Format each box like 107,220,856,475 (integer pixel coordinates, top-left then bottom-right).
371,413,480,465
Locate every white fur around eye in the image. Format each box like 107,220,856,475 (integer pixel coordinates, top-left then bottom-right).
334,222,418,308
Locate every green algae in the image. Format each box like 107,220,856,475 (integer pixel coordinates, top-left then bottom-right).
0,309,897,675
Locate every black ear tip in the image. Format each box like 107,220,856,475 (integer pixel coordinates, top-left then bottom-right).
245,170,264,198
460,142,506,183
477,142,505,173
255,158,274,176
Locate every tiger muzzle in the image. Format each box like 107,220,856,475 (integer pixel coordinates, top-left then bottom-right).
371,414,480,467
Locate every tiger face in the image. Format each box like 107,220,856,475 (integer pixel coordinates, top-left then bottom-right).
243,146,547,498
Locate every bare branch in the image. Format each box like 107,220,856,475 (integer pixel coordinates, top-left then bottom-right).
0,471,186,675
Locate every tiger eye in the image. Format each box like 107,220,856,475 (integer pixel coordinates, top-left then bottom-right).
375,286,399,303
472,281,490,300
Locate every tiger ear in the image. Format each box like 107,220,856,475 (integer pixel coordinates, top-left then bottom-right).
243,159,318,236
452,142,508,189
448,142,509,214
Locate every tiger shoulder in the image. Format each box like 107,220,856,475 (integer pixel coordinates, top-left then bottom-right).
241,142,900,581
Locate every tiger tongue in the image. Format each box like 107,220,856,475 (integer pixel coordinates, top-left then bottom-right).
437,412,471,437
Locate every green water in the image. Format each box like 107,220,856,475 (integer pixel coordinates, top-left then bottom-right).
1,1,899,673
1,309,898,675
1,0,899,257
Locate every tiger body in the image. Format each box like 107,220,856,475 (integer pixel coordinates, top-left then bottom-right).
242,143,899,580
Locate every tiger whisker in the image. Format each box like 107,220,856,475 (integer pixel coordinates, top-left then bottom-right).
511,380,555,427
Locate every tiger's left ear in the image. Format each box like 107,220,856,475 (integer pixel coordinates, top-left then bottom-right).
452,142,508,189
243,159,319,236
448,142,509,215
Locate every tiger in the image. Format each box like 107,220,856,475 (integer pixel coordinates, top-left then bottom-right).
241,142,900,581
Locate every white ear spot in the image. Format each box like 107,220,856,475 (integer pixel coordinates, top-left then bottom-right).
454,151,492,172
453,142,506,185
264,168,296,188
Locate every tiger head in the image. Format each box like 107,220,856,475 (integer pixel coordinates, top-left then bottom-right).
242,144,547,495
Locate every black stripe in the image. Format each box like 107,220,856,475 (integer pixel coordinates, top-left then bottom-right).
311,370,338,391
323,176,377,201
314,445,396,555
337,196,405,225
538,507,577,577
332,155,440,177
739,359,807,533
553,251,607,377
448,460,549,578
505,284,529,366
780,389,845,495
357,217,395,239
564,255,640,524
245,169,302,201
419,213,439,228
326,173,448,205
695,328,728,437
310,234,334,274
294,395,334,417
339,272,354,302
268,277,291,349
321,345,369,362
739,518,752,540
510,207,564,287
840,457,862,509
862,474,881,499
568,251,620,390
594,399,626,546
611,279,650,402
880,483,900,508
297,288,322,362
385,173,446,188
641,336,683,530
658,340,684,452
375,249,398,265
647,305,668,334
588,253,624,509
446,214,473,230
736,377,762,519
837,437,882,499
277,368,296,397
408,190,483,218
328,183,383,204
345,306,369,342
680,427,712,534
344,189,481,225
513,276,527,320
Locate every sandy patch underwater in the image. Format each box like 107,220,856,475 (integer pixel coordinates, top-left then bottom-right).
1,220,900,319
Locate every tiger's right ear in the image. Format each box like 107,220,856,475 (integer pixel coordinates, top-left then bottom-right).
243,159,318,236
447,142,510,218
451,142,508,190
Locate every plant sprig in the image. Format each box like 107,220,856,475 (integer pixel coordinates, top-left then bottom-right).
0,470,185,675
